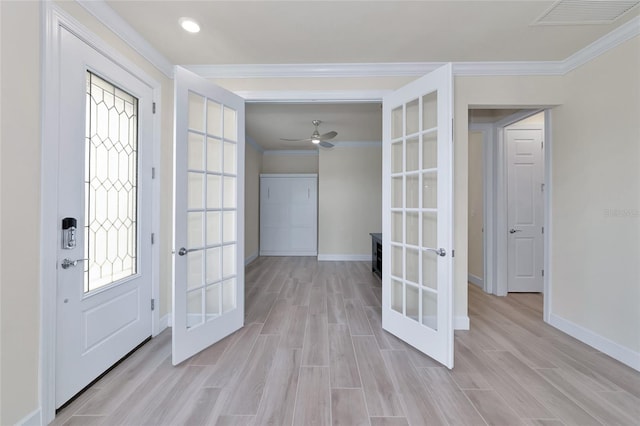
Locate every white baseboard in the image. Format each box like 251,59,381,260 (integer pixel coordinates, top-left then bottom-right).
159,313,170,332
549,313,640,372
18,407,41,426
166,313,173,328
455,316,470,330
260,250,318,256
245,250,259,265
317,254,372,261
468,274,484,288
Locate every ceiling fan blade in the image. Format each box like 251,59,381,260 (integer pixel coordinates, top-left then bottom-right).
318,131,337,140
319,141,334,148
280,137,311,142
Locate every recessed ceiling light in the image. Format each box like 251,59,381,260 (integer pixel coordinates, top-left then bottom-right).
179,17,200,33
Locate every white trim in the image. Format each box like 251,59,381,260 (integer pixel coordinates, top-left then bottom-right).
317,254,372,262
41,4,162,423
543,110,553,323
17,407,42,426
455,316,470,331
468,274,484,288
239,90,391,103
263,150,318,156
158,313,170,333
563,15,640,73
453,61,564,76
549,314,640,372
76,0,173,78
245,250,259,265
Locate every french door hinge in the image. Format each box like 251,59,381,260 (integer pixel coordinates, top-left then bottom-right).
541,226,544,234
151,233,155,244
541,183,545,192
452,249,455,258
541,141,544,149
151,299,155,311
152,102,156,114
152,167,156,179
542,269,544,277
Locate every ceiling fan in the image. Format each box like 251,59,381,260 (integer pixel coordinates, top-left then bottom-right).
280,119,337,148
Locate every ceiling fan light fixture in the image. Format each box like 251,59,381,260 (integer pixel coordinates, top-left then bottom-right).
179,17,200,33
311,137,321,144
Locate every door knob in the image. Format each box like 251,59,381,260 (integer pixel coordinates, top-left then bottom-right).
509,228,521,234
177,247,197,256
61,258,88,269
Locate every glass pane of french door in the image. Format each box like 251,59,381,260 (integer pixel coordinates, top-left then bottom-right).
185,92,238,328
389,89,440,330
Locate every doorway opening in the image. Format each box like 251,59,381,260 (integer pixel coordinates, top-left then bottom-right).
467,108,550,319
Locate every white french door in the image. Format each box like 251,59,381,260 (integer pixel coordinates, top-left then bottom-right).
56,29,153,407
172,66,245,365
382,64,454,368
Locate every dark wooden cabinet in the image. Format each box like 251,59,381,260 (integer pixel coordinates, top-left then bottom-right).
370,233,382,278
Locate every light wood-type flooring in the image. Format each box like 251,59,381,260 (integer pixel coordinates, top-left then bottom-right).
54,257,640,425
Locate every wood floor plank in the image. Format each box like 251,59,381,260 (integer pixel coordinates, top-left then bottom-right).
216,415,256,426
61,415,104,426
280,305,308,349
418,367,488,426
327,293,347,324
382,350,446,426
352,336,405,417
522,420,566,426
597,390,640,421
254,348,301,426
222,334,280,415
331,388,369,426
205,323,262,388
537,368,635,425
187,331,234,366
363,305,406,351
463,389,524,426
484,351,601,426
328,324,362,388
309,286,328,315
369,418,410,426
293,366,331,426
176,387,221,426
345,299,374,335
302,313,330,366
245,290,279,324
261,298,294,335
50,388,101,426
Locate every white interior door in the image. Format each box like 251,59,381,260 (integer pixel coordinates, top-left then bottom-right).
382,64,454,368
507,127,544,292
56,29,153,407
173,66,245,365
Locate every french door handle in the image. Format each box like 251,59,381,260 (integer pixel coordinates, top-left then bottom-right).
509,228,521,234
177,247,197,256
424,247,446,257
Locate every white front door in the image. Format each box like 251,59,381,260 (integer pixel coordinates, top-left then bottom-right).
507,127,544,292
172,66,245,365
56,29,153,407
382,64,454,368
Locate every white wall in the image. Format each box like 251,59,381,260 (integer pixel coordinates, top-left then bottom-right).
552,36,640,356
468,130,484,282
261,151,318,174
245,144,262,262
318,146,382,259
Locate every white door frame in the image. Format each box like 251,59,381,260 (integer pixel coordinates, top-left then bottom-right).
40,4,161,424
471,108,552,322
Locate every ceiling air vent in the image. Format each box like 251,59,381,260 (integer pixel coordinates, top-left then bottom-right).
534,0,640,25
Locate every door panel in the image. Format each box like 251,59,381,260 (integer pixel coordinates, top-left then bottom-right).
173,66,245,365
382,64,454,368
507,128,543,292
56,29,152,407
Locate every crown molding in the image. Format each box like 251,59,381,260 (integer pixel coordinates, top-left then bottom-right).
563,15,640,73
76,0,174,78
77,1,638,81
236,90,390,103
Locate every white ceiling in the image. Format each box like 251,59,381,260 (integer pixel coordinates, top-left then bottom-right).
102,0,639,150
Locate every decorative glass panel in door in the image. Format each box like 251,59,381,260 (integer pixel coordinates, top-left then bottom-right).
173,66,245,365
382,64,454,368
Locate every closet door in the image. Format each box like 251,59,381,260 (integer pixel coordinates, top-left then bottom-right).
260,174,317,256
